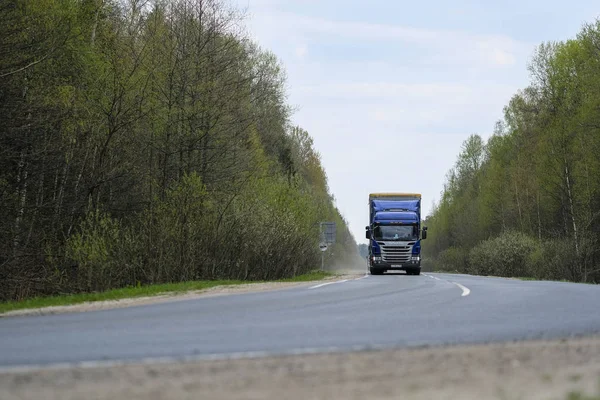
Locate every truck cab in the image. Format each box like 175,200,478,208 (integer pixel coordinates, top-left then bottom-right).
365,193,427,275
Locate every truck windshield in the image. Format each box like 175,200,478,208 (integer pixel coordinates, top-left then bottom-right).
373,225,417,241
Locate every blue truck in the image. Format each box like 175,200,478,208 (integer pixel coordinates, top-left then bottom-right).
365,193,427,275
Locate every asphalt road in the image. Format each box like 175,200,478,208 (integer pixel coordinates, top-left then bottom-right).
1,272,600,369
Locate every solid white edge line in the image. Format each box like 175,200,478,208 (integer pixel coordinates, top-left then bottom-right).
309,274,369,290
309,280,348,290
452,282,471,297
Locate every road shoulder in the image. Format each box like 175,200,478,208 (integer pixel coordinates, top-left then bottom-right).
1,336,600,400
1,274,363,318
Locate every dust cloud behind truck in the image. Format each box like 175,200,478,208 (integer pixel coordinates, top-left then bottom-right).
365,193,427,275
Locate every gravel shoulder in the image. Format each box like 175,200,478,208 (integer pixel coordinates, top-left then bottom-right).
1,274,364,318
2,336,600,400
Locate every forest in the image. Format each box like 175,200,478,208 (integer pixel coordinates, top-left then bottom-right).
0,0,358,301
424,21,600,283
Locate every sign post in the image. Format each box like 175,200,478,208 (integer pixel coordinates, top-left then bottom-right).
319,222,336,271
319,242,328,271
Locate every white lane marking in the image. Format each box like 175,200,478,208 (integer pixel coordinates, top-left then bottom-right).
452,282,471,297
309,274,369,290
426,274,470,297
309,280,348,290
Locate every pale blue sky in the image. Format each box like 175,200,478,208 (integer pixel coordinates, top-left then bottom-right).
234,0,600,243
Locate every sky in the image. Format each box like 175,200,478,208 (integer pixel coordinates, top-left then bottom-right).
232,0,600,243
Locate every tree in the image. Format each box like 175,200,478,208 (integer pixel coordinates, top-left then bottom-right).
0,0,358,300
425,21,600,282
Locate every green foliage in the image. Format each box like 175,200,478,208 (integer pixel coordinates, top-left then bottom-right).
65,210,122,292
437,247,470,273
468,231,537,277
425,20,600,283
0,0,357,301
529,238,582,281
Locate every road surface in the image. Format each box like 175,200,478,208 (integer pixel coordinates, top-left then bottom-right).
1,273,600,369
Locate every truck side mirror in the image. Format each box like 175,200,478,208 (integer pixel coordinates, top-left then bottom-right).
365,226,370,240
422,229,428,240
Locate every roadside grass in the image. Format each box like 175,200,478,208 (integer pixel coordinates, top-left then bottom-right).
277,270,331,282
496,276,593,284
517,277,571,283
0,271,333,314
432,270,594,284
567,393,600,400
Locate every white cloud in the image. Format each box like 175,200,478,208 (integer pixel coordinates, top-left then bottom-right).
247,11,530,69
294,44,308,59
369,109,404,123
297,82,472,99
490,48,516,66
475,37,519,67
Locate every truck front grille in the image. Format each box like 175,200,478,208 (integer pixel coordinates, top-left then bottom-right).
380,245,411,263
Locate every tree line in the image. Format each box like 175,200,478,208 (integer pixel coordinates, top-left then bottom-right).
0,0,358,301
424,20,600,283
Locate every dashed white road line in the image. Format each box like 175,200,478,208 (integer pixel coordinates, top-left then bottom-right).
452,282,471,297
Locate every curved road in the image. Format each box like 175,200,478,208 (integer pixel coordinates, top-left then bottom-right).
1,273,600,368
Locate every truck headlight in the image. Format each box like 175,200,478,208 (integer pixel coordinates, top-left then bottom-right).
372,256,382,262
410,256,420,262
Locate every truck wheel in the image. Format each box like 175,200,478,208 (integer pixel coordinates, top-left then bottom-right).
407,268,421,276
370,267,384,275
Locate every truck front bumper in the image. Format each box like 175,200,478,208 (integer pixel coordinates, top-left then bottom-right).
370,257,421,270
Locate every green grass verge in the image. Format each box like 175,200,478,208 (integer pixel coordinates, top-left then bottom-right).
517,277,571,282
431,270,594,284
277,270,332,282
0,271,334,314
567,393,600,400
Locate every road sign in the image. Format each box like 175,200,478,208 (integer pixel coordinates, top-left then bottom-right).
320,222,336,245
